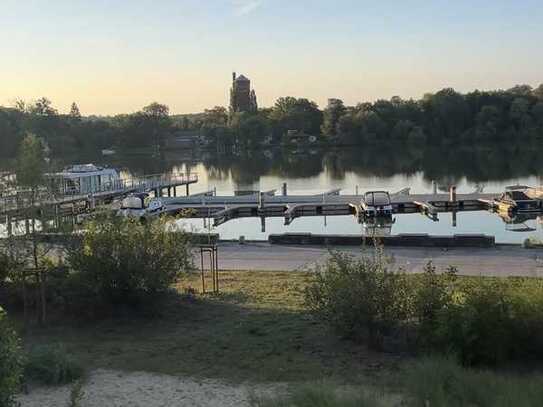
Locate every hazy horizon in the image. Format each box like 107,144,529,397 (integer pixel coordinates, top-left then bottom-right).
2,0,542,115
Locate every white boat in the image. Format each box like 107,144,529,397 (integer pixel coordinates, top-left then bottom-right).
118,193,165,218
46,164,120,196
361,191,393,217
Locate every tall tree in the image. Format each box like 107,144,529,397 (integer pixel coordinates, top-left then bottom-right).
16,133,45,189
321,98,346,137
270,97,323,135
69,102,82,120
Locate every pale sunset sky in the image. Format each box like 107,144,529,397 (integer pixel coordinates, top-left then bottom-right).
1,0,542,115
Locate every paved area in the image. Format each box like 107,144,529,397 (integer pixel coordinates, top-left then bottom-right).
207,242,543,277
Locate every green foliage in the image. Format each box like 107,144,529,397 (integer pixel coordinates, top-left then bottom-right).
404,356,543,407
252,383,382,407
0,308,24,407
307,250,543,366
66,216,192,317
25,344,83,386
270,97,323,135
305,249,411,349
15,133,45,189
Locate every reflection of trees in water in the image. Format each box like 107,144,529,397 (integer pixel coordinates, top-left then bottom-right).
43,142,543,185
199,143,543,185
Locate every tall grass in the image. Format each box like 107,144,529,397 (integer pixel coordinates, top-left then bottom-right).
251,382,385,407
404,356,543,407
25,344,83,385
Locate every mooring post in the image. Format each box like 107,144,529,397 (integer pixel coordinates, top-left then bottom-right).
449,185,457,202
258,191,264,210
432,181,437,195
261,216,266,233
452,210,457,227
186,184,190,196
282,182,287,196
173,187,177,197
355,185,359,195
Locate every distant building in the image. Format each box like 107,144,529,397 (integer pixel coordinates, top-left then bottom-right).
229,72,258,114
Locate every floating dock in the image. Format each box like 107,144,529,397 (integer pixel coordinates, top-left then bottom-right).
156,189,501,226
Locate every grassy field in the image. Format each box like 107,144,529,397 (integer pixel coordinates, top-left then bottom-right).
22,271,398,384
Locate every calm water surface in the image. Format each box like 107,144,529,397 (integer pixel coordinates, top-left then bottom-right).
6,146,543,243
121,146,543,244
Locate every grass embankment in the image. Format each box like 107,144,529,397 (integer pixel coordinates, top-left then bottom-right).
20,271,543,406
22,271,394,384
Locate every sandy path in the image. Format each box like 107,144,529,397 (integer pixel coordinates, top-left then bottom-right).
18,369,278,407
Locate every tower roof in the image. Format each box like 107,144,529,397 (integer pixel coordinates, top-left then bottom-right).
235,74,250,82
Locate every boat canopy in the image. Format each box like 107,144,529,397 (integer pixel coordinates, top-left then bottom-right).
364,191,391,207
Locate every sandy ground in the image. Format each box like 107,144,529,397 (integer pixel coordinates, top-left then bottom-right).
210,242,543,277
18,369,278,407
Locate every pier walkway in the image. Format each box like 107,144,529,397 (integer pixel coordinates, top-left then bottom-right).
0,173,198,219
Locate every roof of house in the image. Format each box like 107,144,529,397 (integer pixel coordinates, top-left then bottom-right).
235,74,250,82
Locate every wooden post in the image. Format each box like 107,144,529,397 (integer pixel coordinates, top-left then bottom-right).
432,181,437,195
173,187,177,197
282,183,287,196
261,216,266,233
186,184,190,196
200,247,205,294
214,246,219,293
6,215,12,237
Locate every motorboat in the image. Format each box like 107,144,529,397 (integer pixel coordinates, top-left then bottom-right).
361,191,393,217
118,193,165,218
493,186,543,213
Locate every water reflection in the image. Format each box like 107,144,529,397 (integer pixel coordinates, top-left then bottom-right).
4,144,543,243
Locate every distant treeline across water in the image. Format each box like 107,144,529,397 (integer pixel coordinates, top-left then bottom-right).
1,84,542,158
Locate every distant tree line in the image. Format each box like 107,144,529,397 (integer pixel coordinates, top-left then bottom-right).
1,83,542,158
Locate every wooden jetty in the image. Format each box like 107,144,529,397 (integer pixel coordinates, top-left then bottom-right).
154,189,501,226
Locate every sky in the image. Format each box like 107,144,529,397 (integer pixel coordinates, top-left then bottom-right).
1,0,542,115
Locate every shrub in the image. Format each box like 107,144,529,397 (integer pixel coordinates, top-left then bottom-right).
66,215,192,317
25,344,83,385
0,307,24,407
307,248,543,367
305,249,412,349
433,279,515,366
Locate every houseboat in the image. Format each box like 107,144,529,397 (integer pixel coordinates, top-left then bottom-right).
46,164,121,195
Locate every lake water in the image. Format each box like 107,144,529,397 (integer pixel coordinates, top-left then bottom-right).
114,146,543,244
5,146,543,243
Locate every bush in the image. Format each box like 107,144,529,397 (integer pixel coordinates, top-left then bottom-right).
306,248,543,367
404,356,543,407
305,249,412,349
0,307,24,407
66,216,192,317
25,344,83,386
432,279,515,366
